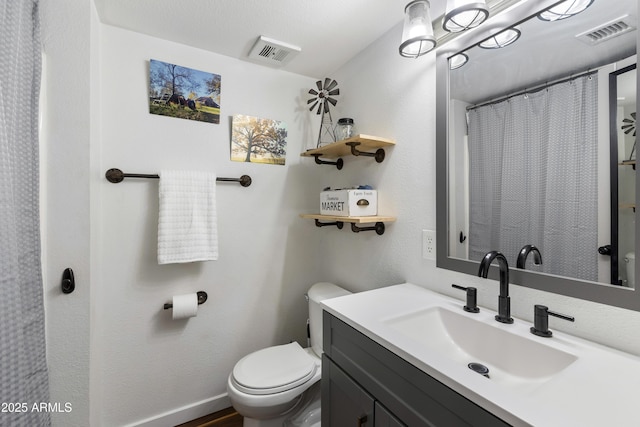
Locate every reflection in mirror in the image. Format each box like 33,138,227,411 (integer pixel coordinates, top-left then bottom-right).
464,71,599,282
436,0,640,311
611,64,637,287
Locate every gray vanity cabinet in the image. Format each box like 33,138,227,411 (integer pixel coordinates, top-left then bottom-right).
322,356,405,427
374,402,404,427
322,353,374,426
322,312,512,427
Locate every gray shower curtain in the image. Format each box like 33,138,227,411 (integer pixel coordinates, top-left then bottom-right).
0,1,51,426
468,74,598,281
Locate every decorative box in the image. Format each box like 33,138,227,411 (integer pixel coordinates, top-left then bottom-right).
320,189,378,217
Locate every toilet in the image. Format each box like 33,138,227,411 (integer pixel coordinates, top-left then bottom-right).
625,252,635,287
227,282,351,427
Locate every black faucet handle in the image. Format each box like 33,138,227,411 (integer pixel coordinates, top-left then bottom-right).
530,304,575,337
451,284,480,313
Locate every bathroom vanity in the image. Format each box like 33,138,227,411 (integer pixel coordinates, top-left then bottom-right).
322,313,509,426
321,284,640,426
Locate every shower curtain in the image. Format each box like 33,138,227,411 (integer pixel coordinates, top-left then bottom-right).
0,1,51,426
468,74,598,281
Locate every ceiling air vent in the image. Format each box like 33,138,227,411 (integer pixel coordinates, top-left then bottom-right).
576,15,636,45
247,36,301,67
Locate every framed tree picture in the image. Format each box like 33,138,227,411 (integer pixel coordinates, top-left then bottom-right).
149,59,221,124
231,115,287,165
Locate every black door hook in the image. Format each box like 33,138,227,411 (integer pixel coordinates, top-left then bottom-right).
598,245,612,256
61,268,75,294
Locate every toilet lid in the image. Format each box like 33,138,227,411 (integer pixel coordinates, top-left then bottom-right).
232,342,317,395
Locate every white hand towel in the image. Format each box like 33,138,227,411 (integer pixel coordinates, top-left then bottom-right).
157,170,218,264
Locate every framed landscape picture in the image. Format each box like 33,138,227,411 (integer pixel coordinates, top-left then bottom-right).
231,114,287,165
149,59,221,124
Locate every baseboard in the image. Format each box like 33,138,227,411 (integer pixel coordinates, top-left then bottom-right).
124,393,232,427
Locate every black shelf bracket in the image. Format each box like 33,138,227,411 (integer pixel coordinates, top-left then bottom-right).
314,219,344,229
350,222,386,235
346,142,386,163
312,154,344,170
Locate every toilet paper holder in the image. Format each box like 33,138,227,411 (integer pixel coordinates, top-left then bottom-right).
163,291,208,310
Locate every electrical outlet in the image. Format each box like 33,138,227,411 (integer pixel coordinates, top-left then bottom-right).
422,229,436,260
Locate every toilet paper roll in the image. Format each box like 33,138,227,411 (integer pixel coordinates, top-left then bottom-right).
171,293,199,320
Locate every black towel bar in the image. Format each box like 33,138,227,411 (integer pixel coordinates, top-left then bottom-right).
105,168,252,187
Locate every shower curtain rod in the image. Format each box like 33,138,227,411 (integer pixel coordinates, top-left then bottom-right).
105,168,252,187
467,69,598,111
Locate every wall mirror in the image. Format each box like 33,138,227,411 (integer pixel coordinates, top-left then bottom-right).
435,0,640,311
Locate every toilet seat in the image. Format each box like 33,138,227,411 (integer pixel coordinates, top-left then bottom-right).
231,342,317,395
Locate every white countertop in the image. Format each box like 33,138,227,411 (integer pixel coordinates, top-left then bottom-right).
321,283,640,427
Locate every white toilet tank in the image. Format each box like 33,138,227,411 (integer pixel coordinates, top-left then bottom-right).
625,252,635,287
307,282,351,357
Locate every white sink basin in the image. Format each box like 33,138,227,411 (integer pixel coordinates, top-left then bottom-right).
321,283,640,427
382,306,577,383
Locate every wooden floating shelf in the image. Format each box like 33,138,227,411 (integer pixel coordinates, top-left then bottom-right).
300,214,397,223
300,214,396,235
619,160,636,170
301,134,395,168
302,135,395,159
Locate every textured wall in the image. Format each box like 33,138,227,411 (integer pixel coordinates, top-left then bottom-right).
94,25,325,426
40,1,93,426
323,22,640,356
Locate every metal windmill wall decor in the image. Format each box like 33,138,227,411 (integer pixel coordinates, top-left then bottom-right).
308,78,340,148
622,112,636,160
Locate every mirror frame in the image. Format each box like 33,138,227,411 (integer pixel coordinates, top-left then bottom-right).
609,63,637,286
435,0,640,311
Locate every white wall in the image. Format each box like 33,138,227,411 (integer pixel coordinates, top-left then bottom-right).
40,1,94,426
448,99,469,259
325,22,640,356
94,25,325,426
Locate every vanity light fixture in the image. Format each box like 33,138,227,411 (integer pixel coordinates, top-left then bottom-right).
538,0,594,22
443,0,489,33
449,53,469,69
479,26,521,49
399,0,436,58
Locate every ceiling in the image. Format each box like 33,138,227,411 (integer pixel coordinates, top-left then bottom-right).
92,0,636,101
93,0,448,79
450,0,637,105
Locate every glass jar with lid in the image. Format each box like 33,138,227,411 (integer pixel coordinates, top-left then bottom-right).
336,118,355,140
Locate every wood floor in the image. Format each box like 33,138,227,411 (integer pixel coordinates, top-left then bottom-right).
175,407,243,427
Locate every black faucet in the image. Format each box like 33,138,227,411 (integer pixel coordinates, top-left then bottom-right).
451,284,480,313
516,245,543,269
530,305,575,337
478,251,513,324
